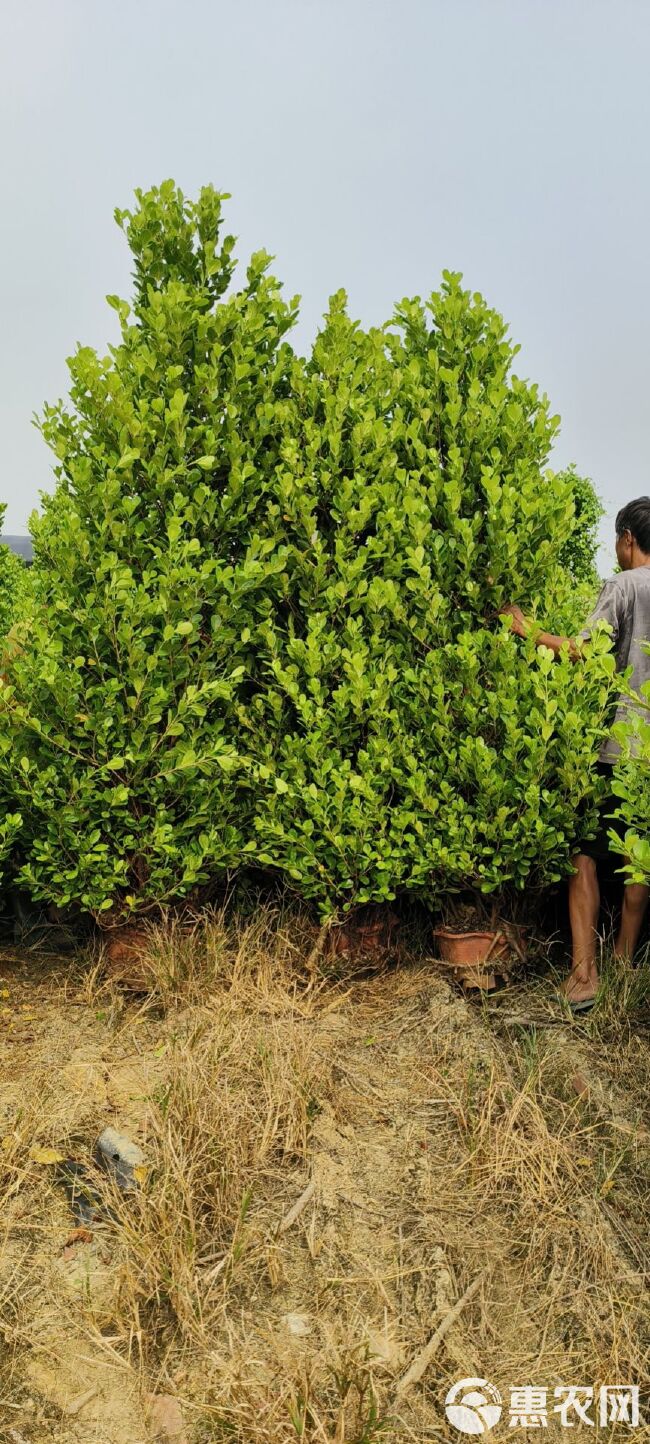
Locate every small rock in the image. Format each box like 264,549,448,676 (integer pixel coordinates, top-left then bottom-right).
95,1127,145,1192
147,1393,188,1442
282,1311,312,1337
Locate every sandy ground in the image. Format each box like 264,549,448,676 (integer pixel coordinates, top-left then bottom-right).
1,929,649,1443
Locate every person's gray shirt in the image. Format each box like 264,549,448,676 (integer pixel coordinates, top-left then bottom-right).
581,564,650,762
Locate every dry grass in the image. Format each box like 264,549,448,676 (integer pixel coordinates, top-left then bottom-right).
1,910,650,1441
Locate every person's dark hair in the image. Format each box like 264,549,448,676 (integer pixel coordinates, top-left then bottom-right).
615,497,650,553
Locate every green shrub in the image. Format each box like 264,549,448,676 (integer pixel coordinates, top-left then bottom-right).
610,680,650,882
246,280,616,912
558,465,603,589
555,464,603,628
0,182,298,914
0,190,617,919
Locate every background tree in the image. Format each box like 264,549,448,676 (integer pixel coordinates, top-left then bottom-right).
558,465,603,590
554,464,604,629
0,510,32,643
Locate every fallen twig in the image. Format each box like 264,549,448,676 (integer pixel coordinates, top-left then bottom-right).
395,1272,483,1395
483,930,503,962
278,1177,316,1234
492,1013,565,1028
306,923,330,971
64,1387,98,1416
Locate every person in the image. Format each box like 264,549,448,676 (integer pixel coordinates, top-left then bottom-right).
502,496,650,1010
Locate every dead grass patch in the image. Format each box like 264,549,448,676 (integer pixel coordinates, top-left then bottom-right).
1,910,650,1441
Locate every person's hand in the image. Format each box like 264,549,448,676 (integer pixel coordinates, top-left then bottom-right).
499,603,528,638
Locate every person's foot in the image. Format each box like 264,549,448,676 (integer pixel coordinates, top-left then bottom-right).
558,969,598,1006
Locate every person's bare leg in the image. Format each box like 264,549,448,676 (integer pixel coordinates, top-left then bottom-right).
563,853,600,1003
615,882,649,961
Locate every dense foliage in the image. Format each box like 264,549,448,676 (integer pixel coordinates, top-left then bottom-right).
0,184,617,918
553,465,603,630
246,287,615,906
0,184,298,913
610,681,650,882
558,466,603,590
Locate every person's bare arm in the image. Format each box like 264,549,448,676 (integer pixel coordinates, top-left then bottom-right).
499,604,582,660
532,627,582,660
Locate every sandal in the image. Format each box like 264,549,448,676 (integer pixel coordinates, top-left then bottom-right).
555,992,595,1014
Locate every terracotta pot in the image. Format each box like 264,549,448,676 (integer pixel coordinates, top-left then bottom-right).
434,929,503,965
102,925,151,991
327,907,399,966
433,924,527,992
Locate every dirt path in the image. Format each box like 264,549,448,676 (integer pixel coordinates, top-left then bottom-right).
1,932,650,1443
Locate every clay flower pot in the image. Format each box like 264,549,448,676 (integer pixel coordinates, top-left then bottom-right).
433,924,527,992
326,906,399,968
101,924,152,991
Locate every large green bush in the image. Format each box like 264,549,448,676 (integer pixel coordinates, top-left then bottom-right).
0,183,298,914
246,284,616,909
0,186,617,918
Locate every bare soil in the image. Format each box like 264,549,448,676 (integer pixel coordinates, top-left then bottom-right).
1,917,649,1443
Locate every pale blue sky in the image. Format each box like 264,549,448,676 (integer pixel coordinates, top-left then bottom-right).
1,0,649,568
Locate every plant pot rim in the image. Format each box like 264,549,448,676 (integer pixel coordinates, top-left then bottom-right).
433,923,527,938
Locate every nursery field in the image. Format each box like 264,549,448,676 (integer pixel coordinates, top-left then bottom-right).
1,913,650,1444
1,177,649,1442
